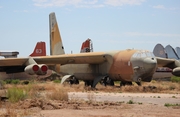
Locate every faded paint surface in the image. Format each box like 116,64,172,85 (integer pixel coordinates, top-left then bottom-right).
108,49,137,81
29,42,46,57
49,12,64,55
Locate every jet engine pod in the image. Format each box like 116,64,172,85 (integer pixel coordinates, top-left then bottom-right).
25,64,39,75
36,64,48,75
172,67,180,77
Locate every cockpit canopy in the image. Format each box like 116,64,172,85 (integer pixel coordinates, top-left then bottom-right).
132,50,155,58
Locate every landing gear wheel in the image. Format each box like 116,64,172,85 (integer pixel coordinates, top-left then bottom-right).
136,78,142,86
84,80,93,87
120,81,132,87
69,77,79,85
100,77,114,86
136,82,141,86
106,77,114,86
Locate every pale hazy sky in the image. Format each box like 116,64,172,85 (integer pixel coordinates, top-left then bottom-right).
0,0,180,57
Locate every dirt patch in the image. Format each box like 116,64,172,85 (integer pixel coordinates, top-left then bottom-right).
16,98,124,110
0,81,180,117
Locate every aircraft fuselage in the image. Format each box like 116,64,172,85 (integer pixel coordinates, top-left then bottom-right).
60,49,157,82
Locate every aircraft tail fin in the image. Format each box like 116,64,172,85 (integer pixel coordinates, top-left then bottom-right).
80,38,93,53
29,42,46,57
176,47,180,58
49,12,65,55
165,45,179,59
153,44,167,58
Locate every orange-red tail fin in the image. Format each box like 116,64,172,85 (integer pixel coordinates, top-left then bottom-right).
29,42,46,56
80,38,93,53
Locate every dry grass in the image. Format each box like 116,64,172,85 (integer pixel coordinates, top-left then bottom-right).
93,81,180,93
42,81,180,94
0,80,180,116
2,104,17,117
0,103,37,117
46,85,68,101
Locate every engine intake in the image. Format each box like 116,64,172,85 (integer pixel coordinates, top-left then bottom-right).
36,64,48,75
25,64,48,75
25,64,39,75
172,67,180,77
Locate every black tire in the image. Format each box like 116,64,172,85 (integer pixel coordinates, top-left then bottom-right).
136,82,141,86
120,81,132,87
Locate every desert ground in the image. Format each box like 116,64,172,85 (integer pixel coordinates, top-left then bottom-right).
38,92,180,117
0,77,180,117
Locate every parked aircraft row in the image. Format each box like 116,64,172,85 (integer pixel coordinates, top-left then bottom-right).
153,44,180,60
0,42,50,80
0,12,180,88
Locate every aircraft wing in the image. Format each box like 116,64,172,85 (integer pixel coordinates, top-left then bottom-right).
33,52,108,65
0,58,28,66
0,52,108,67
156,57,179,68
0,57,48,75
0,53,179,68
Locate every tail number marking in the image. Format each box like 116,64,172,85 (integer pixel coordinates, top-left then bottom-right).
36,49,42,53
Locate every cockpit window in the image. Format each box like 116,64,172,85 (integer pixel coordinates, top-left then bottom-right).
132,51,155,58
141,52,146,57
146,52,155,57
146,52,152,57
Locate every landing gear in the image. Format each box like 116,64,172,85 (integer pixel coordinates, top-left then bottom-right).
69,77,79,85
61,75,79,85
136,77,142,86
120,81,133,87
120,81,141,87
84,80,93,87
136,82,141,86
100,77,114,86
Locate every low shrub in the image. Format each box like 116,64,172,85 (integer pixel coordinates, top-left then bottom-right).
53,79,61,83
7,87,27,103
164,103,180,107
171,76,180,83
4,79,20,84
127,100,135,104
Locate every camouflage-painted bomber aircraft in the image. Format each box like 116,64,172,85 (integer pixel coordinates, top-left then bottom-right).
0,12,180,88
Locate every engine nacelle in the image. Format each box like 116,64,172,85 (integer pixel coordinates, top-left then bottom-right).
36,64,48,75
172,67,180,77
25,64,39,75
25,64,48,75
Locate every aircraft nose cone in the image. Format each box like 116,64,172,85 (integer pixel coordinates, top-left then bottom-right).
143,58,157,72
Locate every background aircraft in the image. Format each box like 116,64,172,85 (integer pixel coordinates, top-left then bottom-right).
0,12,180,88
0,42,50,80
153,44,180,60
153,44,180,73
80,39,93,53
0,51,19,58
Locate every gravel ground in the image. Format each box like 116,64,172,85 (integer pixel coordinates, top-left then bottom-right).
37,92,180,117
